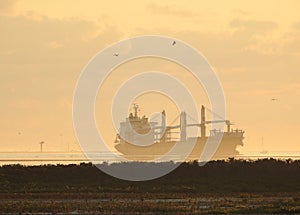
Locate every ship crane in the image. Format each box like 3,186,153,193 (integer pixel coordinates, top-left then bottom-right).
184,106,233,138
200,104,234,137
204,120,233,131
160,106,233,141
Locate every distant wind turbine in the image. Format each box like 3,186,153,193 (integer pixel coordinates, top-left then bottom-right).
39,141,44,152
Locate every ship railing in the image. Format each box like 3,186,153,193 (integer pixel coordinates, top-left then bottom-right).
210,129,244,137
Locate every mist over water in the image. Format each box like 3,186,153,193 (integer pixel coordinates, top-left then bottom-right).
1,151,300,166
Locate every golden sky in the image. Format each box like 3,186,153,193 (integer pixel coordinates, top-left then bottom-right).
1,0,300,154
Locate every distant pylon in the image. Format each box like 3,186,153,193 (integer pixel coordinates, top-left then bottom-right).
39,141,44,152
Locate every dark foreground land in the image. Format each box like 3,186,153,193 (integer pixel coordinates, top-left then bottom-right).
1,159,300,214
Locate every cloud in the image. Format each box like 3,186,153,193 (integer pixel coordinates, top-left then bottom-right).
0,12,124,64
231,9,249,16
0,50,15,56
47,41,64,49
0,0,17,15
130,18,300,96
132,25,281,69
293,21,300,30
147,3,197,18
280,22,300,55
230,19,278,32
0,12,125,127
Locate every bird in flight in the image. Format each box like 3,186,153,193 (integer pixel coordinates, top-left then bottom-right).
172,41,176,46
271,98,278,101
113,53,119,56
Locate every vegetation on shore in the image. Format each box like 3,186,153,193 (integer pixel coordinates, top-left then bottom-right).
0,158,300,193
1,159,300,214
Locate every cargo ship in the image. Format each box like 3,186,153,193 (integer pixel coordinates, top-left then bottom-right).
114,104,244,161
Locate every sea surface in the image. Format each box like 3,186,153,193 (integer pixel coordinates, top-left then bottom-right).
0,151,300,165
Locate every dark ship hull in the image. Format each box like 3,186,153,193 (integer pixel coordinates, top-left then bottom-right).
115,134,243,161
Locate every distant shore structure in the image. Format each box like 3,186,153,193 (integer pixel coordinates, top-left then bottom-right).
260,137,268,154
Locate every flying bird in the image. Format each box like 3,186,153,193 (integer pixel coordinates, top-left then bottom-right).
113,53,119,56
172,41,176,46
271,98,278,101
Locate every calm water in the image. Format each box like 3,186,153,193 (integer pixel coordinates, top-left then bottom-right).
0,151,300,165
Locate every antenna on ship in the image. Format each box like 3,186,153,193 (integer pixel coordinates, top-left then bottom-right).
133,103,139,117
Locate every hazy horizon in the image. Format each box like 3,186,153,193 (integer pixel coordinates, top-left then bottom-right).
1,0,300,158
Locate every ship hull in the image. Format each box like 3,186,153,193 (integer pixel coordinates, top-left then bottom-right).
115,135,243,161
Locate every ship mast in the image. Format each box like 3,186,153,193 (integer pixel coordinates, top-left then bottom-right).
180,112,187,141
133,103,139,117
200,105,206,137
